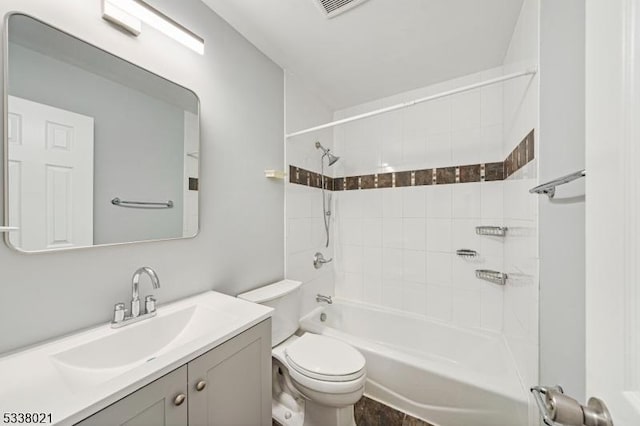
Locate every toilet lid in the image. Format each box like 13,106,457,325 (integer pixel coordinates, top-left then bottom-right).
285,334,365,382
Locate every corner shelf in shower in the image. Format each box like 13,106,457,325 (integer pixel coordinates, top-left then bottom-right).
475,226,508,237
264,169,287,179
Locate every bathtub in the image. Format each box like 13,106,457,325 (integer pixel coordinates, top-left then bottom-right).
299,300,528,426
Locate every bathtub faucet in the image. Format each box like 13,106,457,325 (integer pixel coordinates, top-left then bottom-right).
316,294,333,304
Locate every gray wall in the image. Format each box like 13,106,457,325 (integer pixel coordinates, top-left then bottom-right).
539,0,586,398
0,0,284,354
8,42,185,244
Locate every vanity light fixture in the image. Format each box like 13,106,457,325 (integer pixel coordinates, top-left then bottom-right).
102,0,205,55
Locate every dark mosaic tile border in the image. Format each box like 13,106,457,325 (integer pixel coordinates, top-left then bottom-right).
289,130,534,191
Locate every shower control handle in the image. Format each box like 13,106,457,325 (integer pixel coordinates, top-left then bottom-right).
313,252,332,269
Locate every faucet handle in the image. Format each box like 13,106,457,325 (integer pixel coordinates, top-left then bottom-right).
112,302,127,324
145,295,157,314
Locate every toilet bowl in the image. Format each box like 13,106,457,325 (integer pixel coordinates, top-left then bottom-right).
238,280,366,426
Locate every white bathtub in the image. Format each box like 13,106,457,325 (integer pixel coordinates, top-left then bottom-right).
299,300,528,426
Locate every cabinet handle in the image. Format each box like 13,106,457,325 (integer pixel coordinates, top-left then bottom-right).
196,380,207,392
174,394,186,406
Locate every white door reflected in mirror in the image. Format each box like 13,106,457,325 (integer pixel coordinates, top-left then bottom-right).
8,96,94,251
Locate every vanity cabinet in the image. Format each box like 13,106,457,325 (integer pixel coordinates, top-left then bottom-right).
76,366,188,426
77,319,271,426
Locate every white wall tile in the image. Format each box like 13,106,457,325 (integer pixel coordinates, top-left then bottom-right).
452,128,482,165
362,273,382,305
382,188,403,218
426,185,452,218
342,245,363,274
426,219,452,252
403,250,427,284
426,252,453,286
383,218,403,248
340,217,363,246
402,187,426,217
382,247,403,280
403,282,427,315
451,256,480,290
361,190,383,218
480,282,504,332
452,90,482,132
453,183,482,218
288,218,311,254
403,218,426,251
363,247,383,275
426,132,453,167
425,98,452,135
481,181,504,219
427,284,453,322
481,84,504,128
381,283,403,310
362,217,383,247
452,288,482,328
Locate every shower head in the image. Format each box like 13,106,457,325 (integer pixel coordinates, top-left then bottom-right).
315,141,340,166
326,152,340,166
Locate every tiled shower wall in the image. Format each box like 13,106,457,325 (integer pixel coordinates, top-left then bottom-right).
332,66,510,332
285,73,335,317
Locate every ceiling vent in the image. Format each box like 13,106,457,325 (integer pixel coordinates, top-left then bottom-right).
313,0,371,19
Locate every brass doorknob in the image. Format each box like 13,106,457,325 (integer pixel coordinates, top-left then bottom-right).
196,380,207,391
174,393,186,406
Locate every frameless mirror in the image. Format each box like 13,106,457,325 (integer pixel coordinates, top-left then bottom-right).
4,14,200,253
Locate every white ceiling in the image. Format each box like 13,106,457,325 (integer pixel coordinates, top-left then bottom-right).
202,0,525,109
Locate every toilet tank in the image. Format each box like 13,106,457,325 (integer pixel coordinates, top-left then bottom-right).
238,280,302,347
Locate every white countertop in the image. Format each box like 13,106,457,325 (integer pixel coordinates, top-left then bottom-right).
0,291,272,425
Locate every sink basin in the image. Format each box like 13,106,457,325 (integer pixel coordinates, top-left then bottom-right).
51,304,236,391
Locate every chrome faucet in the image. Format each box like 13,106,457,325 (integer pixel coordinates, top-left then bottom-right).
316,294,333,304
131,267,160,317
111,266,161,328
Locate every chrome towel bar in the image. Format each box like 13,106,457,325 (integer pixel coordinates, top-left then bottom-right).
529,170,585,199
111,197,173,209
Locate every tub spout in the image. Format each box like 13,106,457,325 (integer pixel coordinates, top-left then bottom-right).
316,294,333,304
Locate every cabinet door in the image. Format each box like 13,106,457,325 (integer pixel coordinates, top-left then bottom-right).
188,319,272,426
77,366,188,426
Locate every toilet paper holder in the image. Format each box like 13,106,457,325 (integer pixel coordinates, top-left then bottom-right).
531,385,613,426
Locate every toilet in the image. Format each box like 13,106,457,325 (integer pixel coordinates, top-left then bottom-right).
238,280,366,426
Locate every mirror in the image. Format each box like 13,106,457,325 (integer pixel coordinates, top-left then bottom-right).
4,14,200,252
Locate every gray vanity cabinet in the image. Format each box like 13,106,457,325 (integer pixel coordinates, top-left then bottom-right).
187,319,272,426
76,320,271,426
77,366,188,426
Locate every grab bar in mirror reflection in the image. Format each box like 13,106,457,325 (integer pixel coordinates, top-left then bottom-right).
111,198,173,209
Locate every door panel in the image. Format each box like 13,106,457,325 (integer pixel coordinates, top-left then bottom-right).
7,96,94,251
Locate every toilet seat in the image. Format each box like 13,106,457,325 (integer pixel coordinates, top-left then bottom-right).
272,333,367,396
285,334,365,382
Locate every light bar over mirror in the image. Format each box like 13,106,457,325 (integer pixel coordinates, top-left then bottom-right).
103,0,205,54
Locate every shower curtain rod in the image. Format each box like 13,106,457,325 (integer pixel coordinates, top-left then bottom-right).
286,67,538,139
